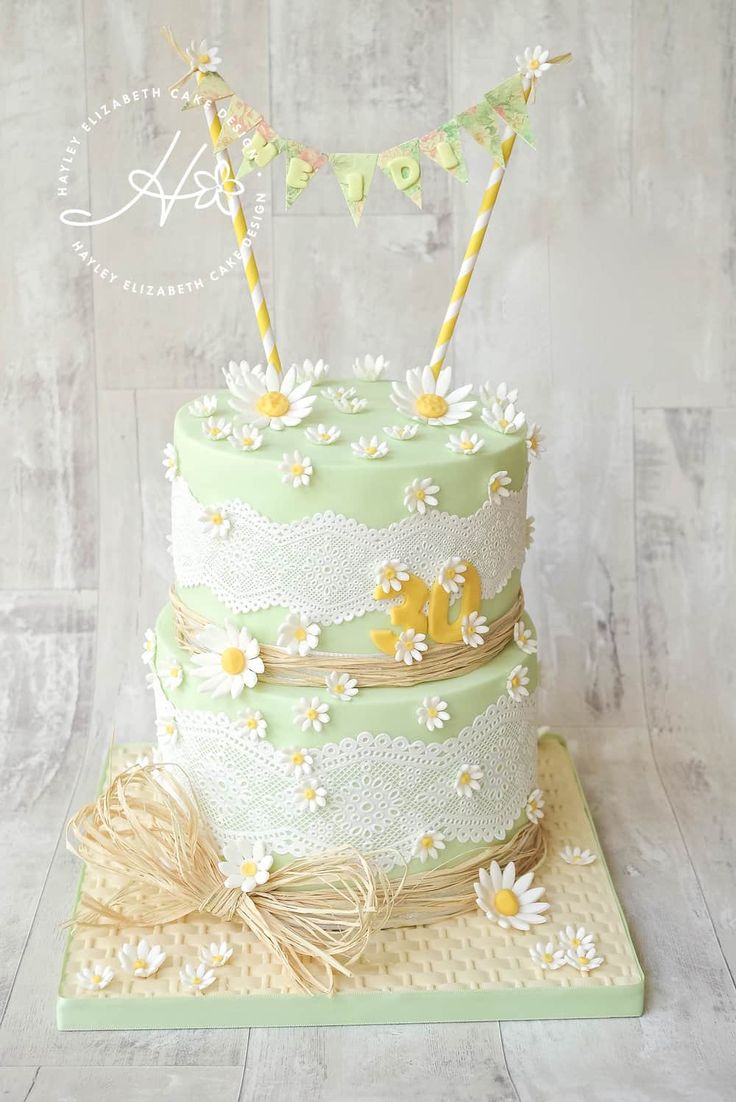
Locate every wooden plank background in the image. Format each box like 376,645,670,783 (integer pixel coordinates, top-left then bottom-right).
1,1,734,1098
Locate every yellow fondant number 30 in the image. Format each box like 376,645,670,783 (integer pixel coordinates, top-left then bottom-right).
370,563,482,655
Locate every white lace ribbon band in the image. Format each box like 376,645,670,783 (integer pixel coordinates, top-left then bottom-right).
170,476,528,622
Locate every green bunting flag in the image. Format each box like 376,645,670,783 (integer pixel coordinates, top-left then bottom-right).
329,154,378,225
180,72,233,111
235,122,285,178
456,100,505,163
485,73,535,147
419,120,469,183
378,139,423,208
214,96,262,151
284,142,328,207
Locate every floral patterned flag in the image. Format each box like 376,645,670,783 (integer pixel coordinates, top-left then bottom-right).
214,96,263,151
419,120,469,183
485,74,535,147
235,121,285,178
456,100,505,163
329,153,378,225
378,139,422,208
180,72,233,111
283,141,328,208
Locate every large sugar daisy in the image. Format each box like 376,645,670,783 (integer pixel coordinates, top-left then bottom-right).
191,623,264,699
391,365,476,426
226,363,315,430
474,860,549,931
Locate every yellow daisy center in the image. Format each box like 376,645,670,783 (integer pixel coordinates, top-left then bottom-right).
306,708,318,721
212,954,223,964
499,418,509,429
165,722,175,735
427,707,438,718
240,860,258,877
246,717,258,729
303,787,316,801
192,976,202,985
415,488,426,501
242,436,253,447
529,799,537,812
319,432,331,440
572,855,581,863
461,439,474,450
198,53,211,64
577,954,588,966
257,391,290,418
294,627,307,641
169,666,180,679
459,771,471,786
415,393,449,419
420,835,434,849
91,973,102,984
291,463,304,477
210,512,223,525
511,675,521,688
529,58,540,70
542,952,554,963
221,647,246,675
366,445,377,455
133,958,148,971
384,566,396,579
570,937,582,948
291,752,305,765
445,566,456,580
493,889,520,917
334,683,345,694
491,479,501,493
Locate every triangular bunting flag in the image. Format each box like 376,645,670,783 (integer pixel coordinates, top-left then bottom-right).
377,139,422,209
235,121,285,178
283,141,328,208
214,96,263,151
180,72,233,110
485,73,535,147
419,120,468,183
456,100,505,163
329,154,378,225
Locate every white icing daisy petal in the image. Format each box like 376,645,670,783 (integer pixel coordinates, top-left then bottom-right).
529,941,566,971
566,946,605,974
560,845,597,866
516,44,551,86
526,787,545,823
218,838,273,892
229,423,263,452
489,470,512,504
295,358,329,384
118,939,166,978
238,707,268,739
353,353,388,381
325,671,359,700
474,860,550,931
304,423,341,445
141,627,156,665
559,925,596,953
376,559,410,594
413,829,446,863
447,429,483,455
180,962,217,994
160,657,184,691
296,778,327,812
324,385,356,404
187,38,222,73
404,476,439,514
279,747,314,778
226,363,316,430
482,401,526,435
506,663,530,702
188,394,218,417
162,442,178,481
479,381,518,409
384,423,418,440
514,620,538,655
202,415,233,441
391,365,476,426
277,613,320,656
279,450,313,488
76,964,114,991
156,716,179,749
455,763,483,797
191,622,265,699
438,557,467,595
335,395,368,414
351,435,389,460
526,422,545,458
394,628,427,665
293,696,331,733
416,695,450,732
199,941,233,968
199,505,231,539
461,611,489,649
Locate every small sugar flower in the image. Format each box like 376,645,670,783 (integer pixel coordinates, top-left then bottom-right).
226,363,316,430
187,38,222,73
279,748,314,779
324,384,356,404
416,695,450,732
199,506,231,539
156,716,179,748
295,358,329,384
376,559,410,594
293,696,331,733
529,941,566,971
526,423,545,458
394,628,428,665
479,381,518,408
188,394,218,417
506,664,530,702
559,925,596,953
325,671,359,700
238,707,268,739
526,788,545,823
391,365,476,425
566,946,605,974
475,860,550,931
455,764,483,797
353,353,388,381
141,627,156,665
461,611,489,649
560,846,597,866
526,516,536,548
180,962,217,995
384,423,418,440
304,423,341,445
202,415,232,441
482,401,526,435
335,395,368,414
516,44,551,86
118,939,166,978
514,620,538,654
160,657,184,691
76,964,114,991
199,942,233,968
229,423,263,451
404,477,439,515
277,613,320,656
296,779,327,812
447,429,484,455
438,557,467,595
191,622,265,698
279,450,313,488
218,839,273,892
413,830,446,863
351,435,389,459
162,443,178,481
489,470,512,504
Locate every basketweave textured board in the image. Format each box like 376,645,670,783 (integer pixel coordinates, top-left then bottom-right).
57,734,644,1028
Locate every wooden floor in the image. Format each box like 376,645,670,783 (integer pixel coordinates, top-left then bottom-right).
2,1,734,1099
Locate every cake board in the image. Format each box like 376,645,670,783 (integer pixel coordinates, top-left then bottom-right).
57,734,644,1029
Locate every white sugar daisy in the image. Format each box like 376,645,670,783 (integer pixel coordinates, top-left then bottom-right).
199,942,233,968
489,470,512,504
516,44,551,86
279,747,314,779
304,423,341,445
376,559,410,594
199,505,231,539
335,395,367,414
156,716,179,748
416,695,450,732
76,964,114,991
384,423,418,440
180,962,217,995
190,622,264,698
293,696,331,733
324,384,356,404
404,476,439,514
391,365,475,426
160,657,184,691
218,839,273,892
229,423,263,451
279,450,313,487
447,430,483,455
566,946,605,974
560,845,597,866
438,557,467,595
479,381,518,409
559,925,596,953
296,779,327,812
394,628,427,665
227,362,315,430
202,415,232,441
118,939,166,978
351,435,389,459
506,663,530,702
475,860,550,930
141,627,156,665
277,613,320,656
526,788,545,823
461,611,489,649
325,671,358,700
413,830,446,863
162,442,178,481
455,763,483,798
514,620,538,654
188,394,218,417
354,353,388,381
295,358,329,384
526,423,545,458
187,38,222,73
529,941,566,971
238,707,268,739
482,401,526,435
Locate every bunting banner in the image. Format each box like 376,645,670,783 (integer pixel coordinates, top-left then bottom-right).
185,71,534,224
